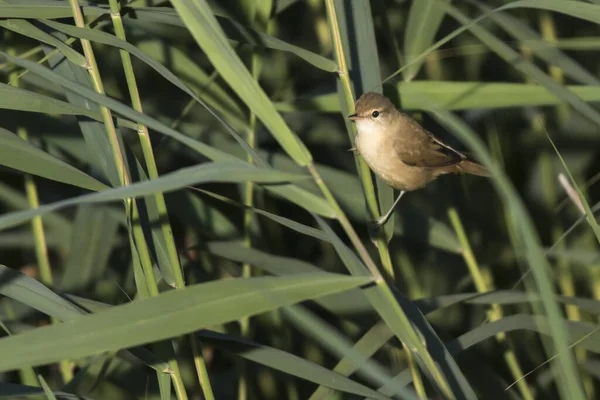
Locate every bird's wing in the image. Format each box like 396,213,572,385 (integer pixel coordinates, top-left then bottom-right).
393,118,465,169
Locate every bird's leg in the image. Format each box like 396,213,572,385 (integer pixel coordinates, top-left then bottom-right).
373,190,406,228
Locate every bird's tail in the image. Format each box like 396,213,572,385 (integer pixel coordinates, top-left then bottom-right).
456,160,490,177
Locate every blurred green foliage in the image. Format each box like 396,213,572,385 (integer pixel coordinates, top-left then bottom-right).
0,0,599,399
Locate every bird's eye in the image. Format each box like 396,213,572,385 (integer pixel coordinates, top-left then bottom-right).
371,110,380,118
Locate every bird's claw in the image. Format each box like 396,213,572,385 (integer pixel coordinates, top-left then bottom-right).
369,216,388,232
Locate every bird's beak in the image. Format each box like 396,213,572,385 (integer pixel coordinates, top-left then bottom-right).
347,113,360,121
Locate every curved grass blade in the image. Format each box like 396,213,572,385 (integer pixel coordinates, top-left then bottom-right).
416,89,586,399
0,264,84,322
189,189,329,240
197,330,392,400
41,40,122,187
266,184,336,218
0,273,371,372
379,1,600,92
0,382,87,399
206,240,371,316
314,215,476,399
0,182,72,241
217,133,459,251
281,305,419,400
1,53,336,217
403,0,448,81
309,321,394,400
0,82,100,118
169,0,312,166
136,41,245,123
498,0,600,24
0,161,309,231
126,7,337,71
0,19,86,68
0,127,108,192
545,131,600,243
276,81,600,113
382,314,600,393
0,1,107,19
414,290,600,316
1,51,240,163
40,19,267,168
472,1,600,86
443,3,600,129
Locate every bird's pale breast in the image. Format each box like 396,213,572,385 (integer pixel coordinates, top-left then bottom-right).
356,126,436,191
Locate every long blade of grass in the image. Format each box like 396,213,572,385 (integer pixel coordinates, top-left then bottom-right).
0,161,309,231
40,41,122,187
0,273,371,372
126,6,337,71
210,136,459,250
415,86,586,398
40,19,267,168
0,382,82,399
276,81,600,112
0,264,84,322
472,1,600,85
169,0,312,166
208,241,600,317
380,313,600,393
309,321,394,400
206,241,370,316
281,305,420,400
442,2,600,129
197,330,392,400
0,82,101,118
0,127,108,192
3,52,335,217
0,1,107,18
544,129,600,243
0,19,86,67
314,215,477,399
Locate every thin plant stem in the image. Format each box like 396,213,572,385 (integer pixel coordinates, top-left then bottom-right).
307,163,453,398
109,0,215,397
448,208,534,400
7,42,71,385
68,1,190,398
322,1,439,395
403,342,427,400
539,10,593,398
237,42,262,400
107,0,185,286
323,0,394,280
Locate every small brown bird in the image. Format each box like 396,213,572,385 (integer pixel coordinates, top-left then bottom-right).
348,92,488,227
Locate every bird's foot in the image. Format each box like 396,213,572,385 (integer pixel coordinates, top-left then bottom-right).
369,216,389,232
348,146,358,153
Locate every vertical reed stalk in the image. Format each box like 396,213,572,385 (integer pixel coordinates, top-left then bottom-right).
7,41,70,386
538,11,593,397
323,0,396,281
107,3,215,398
317,3,453,397
68,1,191,398
449,208,534,400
